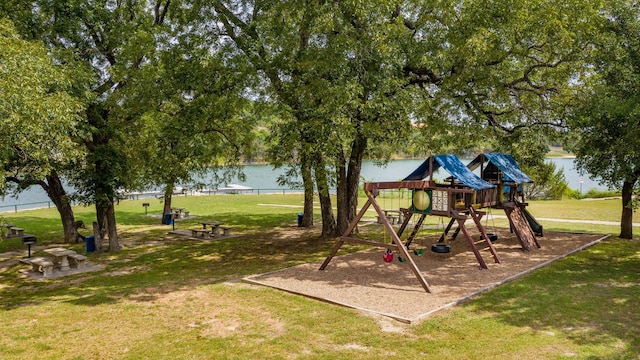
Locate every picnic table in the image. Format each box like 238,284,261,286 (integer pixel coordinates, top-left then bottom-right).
200,221,223,229
191,221,231,239
3,225,26,238
170,207,189,219
3,224,15,237
378,209,403,225
43,247,76,271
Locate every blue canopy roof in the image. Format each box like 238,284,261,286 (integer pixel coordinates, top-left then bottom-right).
467,153,533,184
403,154,495,190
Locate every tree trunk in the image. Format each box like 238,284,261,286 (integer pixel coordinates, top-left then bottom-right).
336,158,348,235
314,159,336,237
43,171,80,243
105,200,121,252
95,200,120,252
336,132,367,235
620,180,635,239
162,182,174,224
301,156,314,227
94,204,106,252
92,222,102,253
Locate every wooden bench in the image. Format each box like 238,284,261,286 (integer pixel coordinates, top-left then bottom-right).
190,229,211,239
183,211,190,218
29,257,54,278
68,253,88,270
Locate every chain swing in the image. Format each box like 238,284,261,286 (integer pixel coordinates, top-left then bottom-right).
382,192,394,262
412,210,426,256
431,216,452,253
482,207,498,242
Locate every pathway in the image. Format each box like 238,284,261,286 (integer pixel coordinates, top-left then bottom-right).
257,203,640,227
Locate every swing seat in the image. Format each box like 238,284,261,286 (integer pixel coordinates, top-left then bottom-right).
397,256,407,263
431,244,451,253
413,248,424,256
480,233,498,242
383,252,394,262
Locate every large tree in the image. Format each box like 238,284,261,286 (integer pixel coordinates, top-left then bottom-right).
569,0,640,239
113,20,254,222
31,1,181,251
210,1,424,236
4,1,251,250
0,19,87,243
209,0,599,236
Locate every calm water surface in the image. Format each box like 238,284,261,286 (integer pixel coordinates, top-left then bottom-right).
0,158,606,211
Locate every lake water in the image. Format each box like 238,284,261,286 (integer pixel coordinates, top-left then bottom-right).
232,158,603,192
0,157,605,212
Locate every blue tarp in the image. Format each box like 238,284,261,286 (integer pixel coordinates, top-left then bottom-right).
403,154,495,190
468,153,533,184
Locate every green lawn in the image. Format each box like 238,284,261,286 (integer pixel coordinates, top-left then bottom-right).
0,194,638,359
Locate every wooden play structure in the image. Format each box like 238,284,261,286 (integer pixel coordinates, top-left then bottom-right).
319,153,544,293
320,155,506,293
466,153,542,250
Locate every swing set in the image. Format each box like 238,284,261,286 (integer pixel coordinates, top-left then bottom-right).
319,178,501,293
319,154,543,294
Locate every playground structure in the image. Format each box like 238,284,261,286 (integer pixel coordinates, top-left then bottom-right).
319,153,543,293
404,153,541,252
466,153,544,239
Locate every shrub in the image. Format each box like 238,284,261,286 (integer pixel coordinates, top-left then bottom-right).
522,161,568,200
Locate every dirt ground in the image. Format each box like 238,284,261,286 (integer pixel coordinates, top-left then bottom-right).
245,228,608,323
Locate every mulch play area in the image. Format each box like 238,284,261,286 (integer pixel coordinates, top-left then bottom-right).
244,228,608,323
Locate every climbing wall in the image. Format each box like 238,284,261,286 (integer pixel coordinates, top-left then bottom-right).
503,202,539,251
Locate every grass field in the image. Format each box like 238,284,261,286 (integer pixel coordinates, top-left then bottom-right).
0,194,638,359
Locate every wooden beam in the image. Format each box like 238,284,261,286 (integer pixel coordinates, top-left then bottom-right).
367,191,432,293
320,189,433,293
339,237,399,250
319,197,373,270
468,206,501,264
452,209,488,269
364,180,435,191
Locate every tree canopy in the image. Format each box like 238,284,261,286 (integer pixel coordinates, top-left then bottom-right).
2,0,637,241
569,0,640,238
0,19,85,193
207,0,601,235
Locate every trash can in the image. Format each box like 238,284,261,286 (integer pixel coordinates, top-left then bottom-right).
297,213,304,227
164,213,173,225
85,235,95,253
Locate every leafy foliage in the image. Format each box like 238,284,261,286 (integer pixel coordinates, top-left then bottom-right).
567,0,640,238
0,19,85,193
522,161,568,200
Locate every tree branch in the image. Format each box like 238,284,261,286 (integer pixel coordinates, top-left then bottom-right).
154,0,171,25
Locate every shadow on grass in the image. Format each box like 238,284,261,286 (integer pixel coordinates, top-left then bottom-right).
0,214,338,312
465,238,640,357
114,210,297,229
